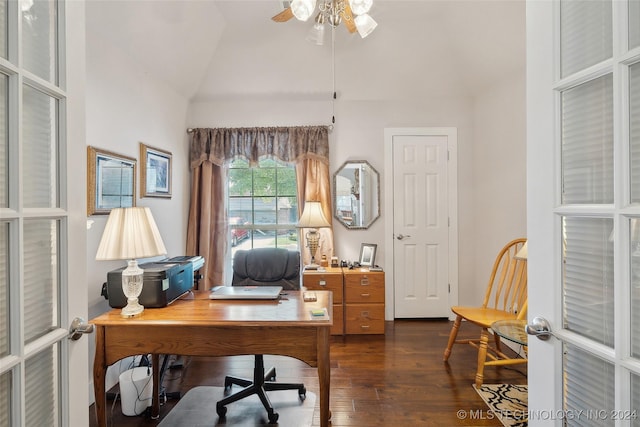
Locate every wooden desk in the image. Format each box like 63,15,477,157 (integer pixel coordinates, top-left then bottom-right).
91,290,333,427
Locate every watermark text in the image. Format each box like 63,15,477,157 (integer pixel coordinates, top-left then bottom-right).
456,409,638,421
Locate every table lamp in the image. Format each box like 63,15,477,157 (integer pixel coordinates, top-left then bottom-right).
96,207,167,317
296,201,330,270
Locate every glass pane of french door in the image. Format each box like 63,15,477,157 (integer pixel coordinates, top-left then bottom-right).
561,74,613,204
633,374,640,427
0,73,6,208
562,216,614,347
560,0,612,78
0,0,6,59
22,0,57,84
22,84,58,209
563,343,615,426
23,219,58,343
631,0,640,49
631,218,640,359
631,62,640,202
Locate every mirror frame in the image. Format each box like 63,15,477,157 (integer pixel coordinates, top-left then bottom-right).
333,160,380,230
87,146,137,216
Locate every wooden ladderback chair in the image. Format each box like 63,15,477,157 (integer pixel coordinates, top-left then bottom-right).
443,238,528,387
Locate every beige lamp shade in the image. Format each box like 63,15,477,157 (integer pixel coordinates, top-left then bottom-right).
96,207,167,260
297,201,330,228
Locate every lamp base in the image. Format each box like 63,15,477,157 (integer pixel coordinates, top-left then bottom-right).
121,298,144,318
121,259,145,318
304,263,321,271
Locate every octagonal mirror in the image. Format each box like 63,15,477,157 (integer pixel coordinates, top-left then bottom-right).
333,160,380,229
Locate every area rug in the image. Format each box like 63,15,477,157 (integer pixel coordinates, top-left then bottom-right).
474,384,528,427
158,386,315,427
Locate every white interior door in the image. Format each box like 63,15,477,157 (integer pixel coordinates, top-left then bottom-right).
384,128,458,319
0,1,88,426
527,1,640,424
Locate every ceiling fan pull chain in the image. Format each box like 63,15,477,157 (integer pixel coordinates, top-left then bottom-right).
331,24,336,126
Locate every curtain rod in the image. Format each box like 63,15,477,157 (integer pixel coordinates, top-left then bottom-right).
186,126,333,134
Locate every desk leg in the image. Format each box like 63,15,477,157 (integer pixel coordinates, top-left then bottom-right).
151,354,160,419
318,327,331,427
93,326,107,427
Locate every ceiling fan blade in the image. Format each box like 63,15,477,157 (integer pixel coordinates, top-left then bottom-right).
341,2,357,34
272,7,294,22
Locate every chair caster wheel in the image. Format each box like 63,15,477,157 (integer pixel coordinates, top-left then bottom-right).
216,404,227,419
268,412,279,424
299,387,307,400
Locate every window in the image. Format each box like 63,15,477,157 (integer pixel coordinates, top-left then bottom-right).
227,158,299,257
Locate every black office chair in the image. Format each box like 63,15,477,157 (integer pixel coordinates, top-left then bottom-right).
216,248,306,424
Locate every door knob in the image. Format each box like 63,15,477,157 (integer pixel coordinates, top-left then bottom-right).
68,317,95,340
525,316,554,341
396,234,411,240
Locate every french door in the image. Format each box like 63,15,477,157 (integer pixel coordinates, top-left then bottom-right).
527,0,640,425
0,1,88,426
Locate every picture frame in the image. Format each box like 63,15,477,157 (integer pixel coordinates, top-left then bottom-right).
87,146,136,216
359,243,377,267
140,143,172,198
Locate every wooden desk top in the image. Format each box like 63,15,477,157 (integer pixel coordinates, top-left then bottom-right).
91,290,333,328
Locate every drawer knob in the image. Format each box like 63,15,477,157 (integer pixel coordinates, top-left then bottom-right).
319,280,326,286
361,325,370,329
361,293,370,298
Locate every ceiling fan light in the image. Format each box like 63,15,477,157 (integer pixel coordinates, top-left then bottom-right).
348,0,373,15
354,13,377,38
291,0,317,21
306,21,326,45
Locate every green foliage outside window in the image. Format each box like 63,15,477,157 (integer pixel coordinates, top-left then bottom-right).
227,157,299,251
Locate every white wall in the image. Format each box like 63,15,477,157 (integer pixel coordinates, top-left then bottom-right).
470,69,527,304
85,26,191,395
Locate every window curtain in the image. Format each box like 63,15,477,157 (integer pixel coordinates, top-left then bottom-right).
186,126,333,290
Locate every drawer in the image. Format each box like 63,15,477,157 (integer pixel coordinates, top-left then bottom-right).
303,273,343,303
330,303,344,335
345,304,385,334
344,274,384,303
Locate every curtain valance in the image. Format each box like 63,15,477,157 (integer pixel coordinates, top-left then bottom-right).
189,126,330,169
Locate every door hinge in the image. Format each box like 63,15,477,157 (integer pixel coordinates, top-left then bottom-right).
448,283,450,293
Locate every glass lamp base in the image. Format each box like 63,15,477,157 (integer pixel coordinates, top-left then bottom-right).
121,259,145,318
121,299,144,317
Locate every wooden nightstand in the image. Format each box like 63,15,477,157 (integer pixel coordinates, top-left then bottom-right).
343,269,385,334
302,267,344,335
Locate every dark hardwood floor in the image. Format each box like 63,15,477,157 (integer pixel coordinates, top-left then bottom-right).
89,319,527,426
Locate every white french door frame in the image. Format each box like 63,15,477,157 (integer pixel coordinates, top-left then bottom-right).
527,0,640,424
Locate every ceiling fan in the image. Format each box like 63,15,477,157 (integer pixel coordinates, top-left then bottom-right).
272,0,377,41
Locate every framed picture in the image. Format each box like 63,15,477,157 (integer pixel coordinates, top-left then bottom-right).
140,143,172,198
87,146,136,216
359,243,377,267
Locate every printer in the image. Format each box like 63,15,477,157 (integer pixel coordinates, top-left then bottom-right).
104,255,204,308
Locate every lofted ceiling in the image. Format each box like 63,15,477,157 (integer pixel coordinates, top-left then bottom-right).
86,0,525,102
